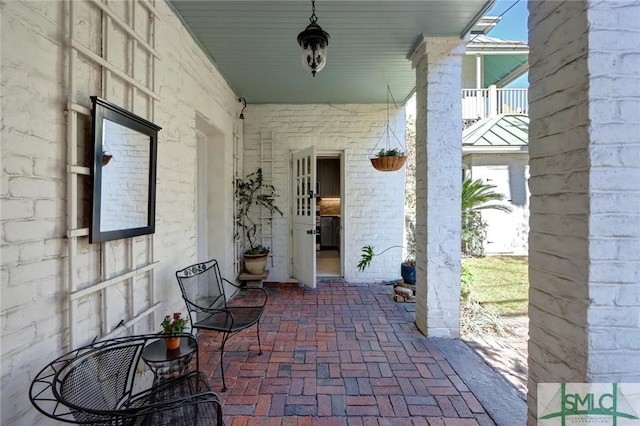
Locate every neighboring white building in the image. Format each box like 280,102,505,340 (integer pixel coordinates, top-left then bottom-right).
463,114,530,255
461,19,530,255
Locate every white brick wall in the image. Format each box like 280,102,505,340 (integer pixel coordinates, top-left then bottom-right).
527,1,640,423
243,104,406,283
1,3,407,423
1,1,239,424
584,0,640,382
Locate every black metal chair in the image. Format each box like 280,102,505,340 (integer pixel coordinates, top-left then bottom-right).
176,259,268,391
29,334,222,425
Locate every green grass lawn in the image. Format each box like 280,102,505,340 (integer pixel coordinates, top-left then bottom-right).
462,255,529,316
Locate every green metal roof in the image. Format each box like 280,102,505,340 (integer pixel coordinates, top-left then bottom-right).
463,114,529,148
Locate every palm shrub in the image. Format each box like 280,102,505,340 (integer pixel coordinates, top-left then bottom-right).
461,176,512,257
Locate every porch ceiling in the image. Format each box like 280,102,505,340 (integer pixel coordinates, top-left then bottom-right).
167,1,494,104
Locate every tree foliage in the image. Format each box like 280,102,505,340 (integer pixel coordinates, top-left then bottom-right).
462,176,512,215
234,168,283,254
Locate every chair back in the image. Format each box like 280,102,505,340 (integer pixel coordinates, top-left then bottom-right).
31,335,207,425
60,345,141,410
176,259,227,326
45,338,145,424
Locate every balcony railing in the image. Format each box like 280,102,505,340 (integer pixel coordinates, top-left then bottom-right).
462,86,528,121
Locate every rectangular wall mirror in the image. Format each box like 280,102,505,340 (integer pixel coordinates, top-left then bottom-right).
90,96,161,244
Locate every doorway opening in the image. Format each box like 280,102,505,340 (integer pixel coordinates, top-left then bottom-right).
196,116,227,269
316,155,342,277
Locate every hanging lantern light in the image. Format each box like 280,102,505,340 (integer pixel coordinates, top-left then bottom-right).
297,0,330,77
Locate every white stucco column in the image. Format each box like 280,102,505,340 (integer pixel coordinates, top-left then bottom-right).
410,37,465,337
527,1,640,424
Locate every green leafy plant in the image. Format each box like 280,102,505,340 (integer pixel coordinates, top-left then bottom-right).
461,176,512,257
460,264,473,302
234,168,283,255
243,244,270,256
375,148,405,158
160,313,188,335
357,244,414,272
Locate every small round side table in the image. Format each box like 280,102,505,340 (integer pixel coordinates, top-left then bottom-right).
141,337,197,384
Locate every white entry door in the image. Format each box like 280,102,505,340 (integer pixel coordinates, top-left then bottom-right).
477,166,514,254
291,146,317,288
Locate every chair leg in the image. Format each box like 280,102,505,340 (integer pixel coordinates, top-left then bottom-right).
216,399,224,426
219,333,230,392
256,320,263,356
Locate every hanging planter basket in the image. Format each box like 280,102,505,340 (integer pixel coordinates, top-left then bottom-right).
370,155,406,172
369,85,406,173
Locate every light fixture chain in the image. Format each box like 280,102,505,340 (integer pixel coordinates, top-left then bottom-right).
310,0,318,23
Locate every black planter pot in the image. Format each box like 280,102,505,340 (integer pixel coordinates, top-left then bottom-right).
400,262,416,285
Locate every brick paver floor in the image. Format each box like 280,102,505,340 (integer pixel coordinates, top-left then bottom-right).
463,316,528,399
198,281,495,426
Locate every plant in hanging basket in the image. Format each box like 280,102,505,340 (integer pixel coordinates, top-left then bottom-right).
371,148,407,172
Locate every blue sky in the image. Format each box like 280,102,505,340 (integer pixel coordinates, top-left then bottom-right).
487,0,528,42
486,0,529,87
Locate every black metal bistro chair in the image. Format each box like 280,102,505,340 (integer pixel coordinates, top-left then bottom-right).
176,259,268,391
29,334,222,426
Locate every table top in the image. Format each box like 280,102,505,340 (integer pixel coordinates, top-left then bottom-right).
141,337,197,363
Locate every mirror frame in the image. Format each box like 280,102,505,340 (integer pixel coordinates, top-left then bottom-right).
90,96,161,244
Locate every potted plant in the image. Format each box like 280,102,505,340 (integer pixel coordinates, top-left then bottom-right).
235,168,283,274
400,254,416,285
357,245,416,302
357,244,415,285
358,214,416,284
370,148,406,172
160,312,188,349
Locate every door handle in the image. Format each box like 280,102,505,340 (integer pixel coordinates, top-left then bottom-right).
306,229,316,235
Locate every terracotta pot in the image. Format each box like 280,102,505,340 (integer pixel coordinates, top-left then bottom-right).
370,156,406,172
165,336,180,350
244,252,268,275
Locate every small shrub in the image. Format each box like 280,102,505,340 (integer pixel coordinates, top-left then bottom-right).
460,264,473,302
462,210,487,257
460,299,512,336
459,263,512,337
